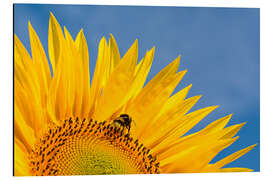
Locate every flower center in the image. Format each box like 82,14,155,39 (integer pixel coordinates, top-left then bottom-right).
29,117,160,175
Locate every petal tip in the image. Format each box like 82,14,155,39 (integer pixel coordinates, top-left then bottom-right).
49,11,54,17
28,21,32,28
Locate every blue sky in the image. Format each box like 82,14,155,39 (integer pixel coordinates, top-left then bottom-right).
14,4,260,171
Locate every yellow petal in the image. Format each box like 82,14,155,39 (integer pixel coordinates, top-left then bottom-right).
127,47,155,99
160,146,197,171
15,76,48,138
218,168,253,172
178,105,219,137
166,114,233,145
14,33,45,99
64,27,85,118
220,122,246,139
46,43,69,122
14,139,31,176
14,36,43,125
48,12,65,72
28,21,51,94
157,84,193,118
154,120,239,161
214,144,257,168
88,37,108,117
46,27,72,122
14,34,32,71
145,95,202,148
46,66,63,124
128,69,186,138
161,137,238,173
94,39,138,121
154,105,219,152
198,114,232,135
126,56,180,120
75,29,91,118
142,56,180,89
14,104,36,153
108,34,121,71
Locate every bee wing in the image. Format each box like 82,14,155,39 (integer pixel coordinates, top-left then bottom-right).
132,119,136,126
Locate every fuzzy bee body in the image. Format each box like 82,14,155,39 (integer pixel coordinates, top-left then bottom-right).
113,114,132,134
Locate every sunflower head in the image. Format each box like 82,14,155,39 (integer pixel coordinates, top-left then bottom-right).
14,13,256,176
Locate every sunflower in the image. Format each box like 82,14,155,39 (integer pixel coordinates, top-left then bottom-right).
14,13,256,176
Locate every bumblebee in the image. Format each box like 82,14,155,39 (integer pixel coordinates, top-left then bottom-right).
113,114,133,134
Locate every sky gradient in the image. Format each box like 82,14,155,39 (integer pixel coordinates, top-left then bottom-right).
14,4,260,171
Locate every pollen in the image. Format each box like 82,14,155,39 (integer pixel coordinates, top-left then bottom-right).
28,117,160,175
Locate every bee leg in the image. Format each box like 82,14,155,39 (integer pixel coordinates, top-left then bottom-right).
120,127,124,136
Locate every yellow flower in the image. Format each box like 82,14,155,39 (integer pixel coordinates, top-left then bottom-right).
14,13,256,176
